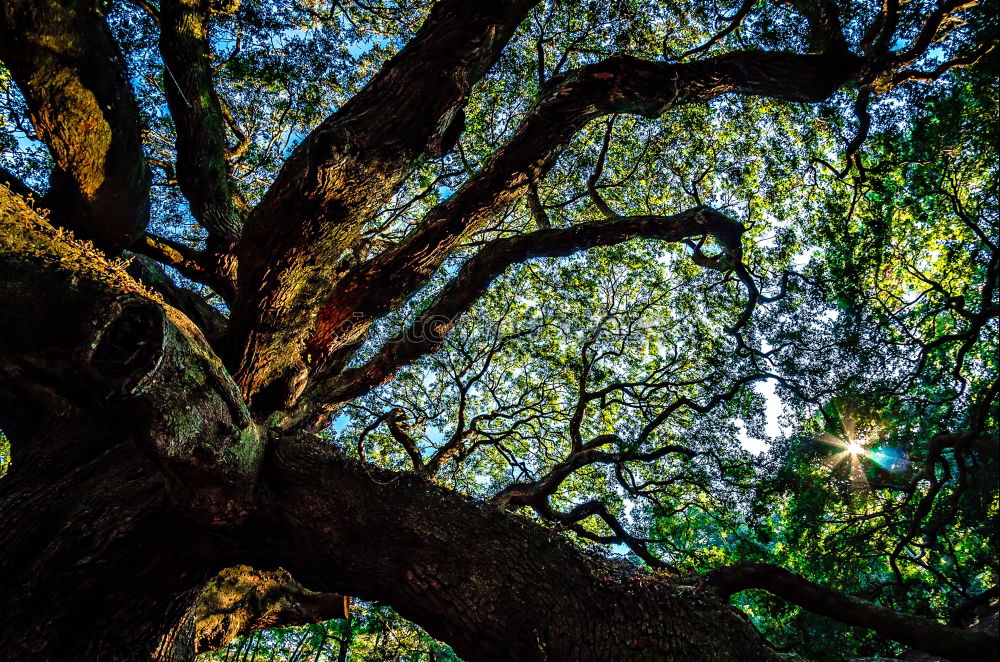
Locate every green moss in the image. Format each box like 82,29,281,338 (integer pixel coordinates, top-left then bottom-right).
0,185,158,302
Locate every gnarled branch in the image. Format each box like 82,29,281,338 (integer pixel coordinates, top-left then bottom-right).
159,0,243,246
700,562,998,661
226,0,542,412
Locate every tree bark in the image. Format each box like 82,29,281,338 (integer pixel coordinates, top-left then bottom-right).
0,404,219,660
0,0,150,250
0,188,259,658
192,566,348,655
242,435,785,662
159,0,243,246
227,0,541,413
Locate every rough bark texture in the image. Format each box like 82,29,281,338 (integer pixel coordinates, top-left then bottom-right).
156,0,243,301
0,0,150,250
159,0,242,246
245,435,785,662
0,193,249,659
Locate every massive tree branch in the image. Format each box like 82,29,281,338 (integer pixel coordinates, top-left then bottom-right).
0,0,150,251
700,562,998,661
237,0,983,420
227,0,541,411
248,434,784,661
159,0,243,250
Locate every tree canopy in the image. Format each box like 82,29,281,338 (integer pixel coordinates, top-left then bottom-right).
0,1,996,660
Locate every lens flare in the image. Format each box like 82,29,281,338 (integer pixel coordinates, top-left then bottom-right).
866,447,910,473
818,428,876,492
817,407,902,493
820,436,909,495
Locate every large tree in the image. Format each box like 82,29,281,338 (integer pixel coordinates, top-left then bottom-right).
0,0,996,660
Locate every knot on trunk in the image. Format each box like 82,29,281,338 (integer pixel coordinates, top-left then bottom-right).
89,296,166,395
82,297,265,525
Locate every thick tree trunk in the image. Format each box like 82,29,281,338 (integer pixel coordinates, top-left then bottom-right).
0,191,250,659
0,398,772,661
0,399,219,659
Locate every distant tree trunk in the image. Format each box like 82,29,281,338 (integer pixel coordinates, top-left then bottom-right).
337,627,349,662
